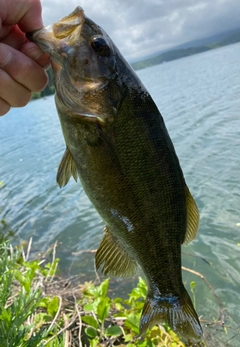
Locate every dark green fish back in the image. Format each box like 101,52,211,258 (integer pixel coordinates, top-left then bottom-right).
28,7,202,344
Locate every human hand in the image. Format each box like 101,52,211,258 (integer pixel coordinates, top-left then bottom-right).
0,0,51,116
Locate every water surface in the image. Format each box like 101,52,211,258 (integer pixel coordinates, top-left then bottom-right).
1,43,240,345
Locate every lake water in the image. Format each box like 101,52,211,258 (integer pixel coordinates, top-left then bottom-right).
1,43,240,346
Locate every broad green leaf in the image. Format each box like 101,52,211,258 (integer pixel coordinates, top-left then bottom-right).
38,297,50,309
138,276,146,286
13,269,30,292
113,297,123,303
115,302,123,311
97,298,110,322
104,325,122,336
124,333,133,342
130,287,142,298
84,302,97,312
85,326,98,339
137,277,148,297
124,313,140,334
83,283,97,297
47,297,59,317
82,315,99,329
89,337,99,347
97,278,109,298
162,323,171,332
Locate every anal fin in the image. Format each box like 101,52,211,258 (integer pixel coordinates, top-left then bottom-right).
95,227,137,278
56,147,78,188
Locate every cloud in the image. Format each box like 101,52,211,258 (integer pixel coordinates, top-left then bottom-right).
41,0,240,61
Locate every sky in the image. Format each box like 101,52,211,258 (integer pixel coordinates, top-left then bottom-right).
41,0,240,61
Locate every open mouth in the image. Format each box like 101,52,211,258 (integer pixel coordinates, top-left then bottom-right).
52,6,84,39
27,7,85,57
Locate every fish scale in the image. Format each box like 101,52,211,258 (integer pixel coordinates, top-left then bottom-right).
28,6,202,345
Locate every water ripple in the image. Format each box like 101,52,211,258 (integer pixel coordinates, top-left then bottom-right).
1,43,240,343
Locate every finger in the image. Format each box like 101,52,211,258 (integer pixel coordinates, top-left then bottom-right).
0,68,31,108
1,27,51,68
21,42,51,69
4,0,43,33
0,25,26,50
0,24,13,40
0,43,48,92
0,97,10,116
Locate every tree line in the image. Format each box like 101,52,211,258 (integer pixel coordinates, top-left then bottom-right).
31,67,55,100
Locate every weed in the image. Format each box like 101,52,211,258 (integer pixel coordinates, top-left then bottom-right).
0,239,225,347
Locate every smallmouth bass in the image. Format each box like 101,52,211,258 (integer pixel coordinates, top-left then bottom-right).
28,7,203,345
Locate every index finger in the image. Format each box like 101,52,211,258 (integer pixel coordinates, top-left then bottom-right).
3,0,43,33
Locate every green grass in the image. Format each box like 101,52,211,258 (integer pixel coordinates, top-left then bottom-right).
0,239,195,347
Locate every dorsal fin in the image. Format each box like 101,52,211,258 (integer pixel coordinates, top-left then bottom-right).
183,185,200,245
95,227,138,278
56,148,78,188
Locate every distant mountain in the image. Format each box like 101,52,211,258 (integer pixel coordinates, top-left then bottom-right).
174,27,240,50
131,27,240,70
33,27,240,100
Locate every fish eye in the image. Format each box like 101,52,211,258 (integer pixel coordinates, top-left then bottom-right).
91,36,111,57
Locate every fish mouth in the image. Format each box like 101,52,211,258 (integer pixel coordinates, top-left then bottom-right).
27,7,117,121
26,6,85,65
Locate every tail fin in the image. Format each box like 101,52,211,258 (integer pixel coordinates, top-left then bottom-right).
140,288,203,345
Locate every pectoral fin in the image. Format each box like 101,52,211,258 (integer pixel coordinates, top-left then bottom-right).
56,148,78,188
96,227,137,277
183,185,200,245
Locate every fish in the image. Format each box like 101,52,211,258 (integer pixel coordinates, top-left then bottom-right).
27,7,203,345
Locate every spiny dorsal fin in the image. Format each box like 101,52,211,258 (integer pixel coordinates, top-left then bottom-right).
95,227,138,278
56,147,78,188
183,185,200,245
